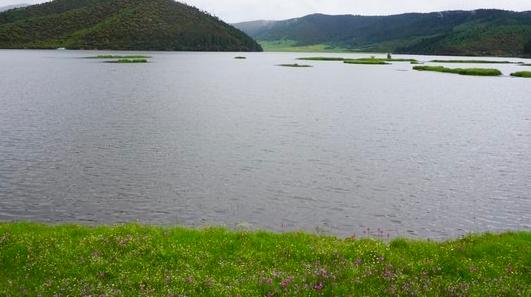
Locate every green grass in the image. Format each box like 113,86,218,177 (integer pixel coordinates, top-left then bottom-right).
278,63,313,68
234,56,247,59
510,71,531,78
430,60,513,64
107,58,149,64
260,40,349,53
413,66,502,76
93,55,151,59
1,223,529,296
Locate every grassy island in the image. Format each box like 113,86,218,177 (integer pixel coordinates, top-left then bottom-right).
278,63,313,67
385,58,418,62
343,57,419,65
298,57,346,61
344,58,390,65
413,66,502,76
430,60,513,64
107,58,149,64
299,57,418,64
94,55,151,59
1,223,529,296
511,71,531,78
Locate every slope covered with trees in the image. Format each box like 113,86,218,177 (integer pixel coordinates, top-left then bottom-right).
235,10,531,57
0,0,262,51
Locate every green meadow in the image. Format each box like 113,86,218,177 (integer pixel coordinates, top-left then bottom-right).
0,223,529,296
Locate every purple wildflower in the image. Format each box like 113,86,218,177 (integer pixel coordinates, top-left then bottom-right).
313,282,324,291
280,276,294,288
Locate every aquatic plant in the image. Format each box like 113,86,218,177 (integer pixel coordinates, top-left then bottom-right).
297,57,345,61
94,55,151,59
298,56,417,64
0,223,529,296
430,59,513,64
278,63,313,67
386,58,418,62
344,58,389,65
413,65,502,76
107,58,149,63
510,71,531,78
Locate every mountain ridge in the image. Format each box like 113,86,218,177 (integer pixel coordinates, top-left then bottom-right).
0,0,262,51
234,9,531,57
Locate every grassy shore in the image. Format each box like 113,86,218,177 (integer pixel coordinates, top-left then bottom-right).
1,223,529,296
259,40,349,53
511,71,531,78
413,66,502,76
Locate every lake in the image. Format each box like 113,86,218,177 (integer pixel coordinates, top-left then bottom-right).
0,50,530,239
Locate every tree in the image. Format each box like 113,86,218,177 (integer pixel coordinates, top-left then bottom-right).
524,40,531,56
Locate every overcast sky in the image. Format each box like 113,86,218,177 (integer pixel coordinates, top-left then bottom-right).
4,0,531,23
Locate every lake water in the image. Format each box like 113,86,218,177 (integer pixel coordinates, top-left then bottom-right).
0,50,530,239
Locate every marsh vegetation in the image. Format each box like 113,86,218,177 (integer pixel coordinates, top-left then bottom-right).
297,57,345,61
510,71,531,78
278,63,313,67
430,60,513,64
344,58,390,65
107,58,149,63
413,66,502,76
93,55,151,59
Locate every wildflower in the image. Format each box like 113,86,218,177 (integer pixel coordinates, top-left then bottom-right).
383,268,394,279
313,282,324,291
280,276,294,288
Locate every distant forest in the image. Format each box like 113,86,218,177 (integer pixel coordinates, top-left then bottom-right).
235,10,531,57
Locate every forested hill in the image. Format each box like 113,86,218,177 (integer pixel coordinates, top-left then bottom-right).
235,10,531,57
0,0,262,51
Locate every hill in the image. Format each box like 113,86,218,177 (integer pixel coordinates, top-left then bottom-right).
0,0,262,51
234,10,531,57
